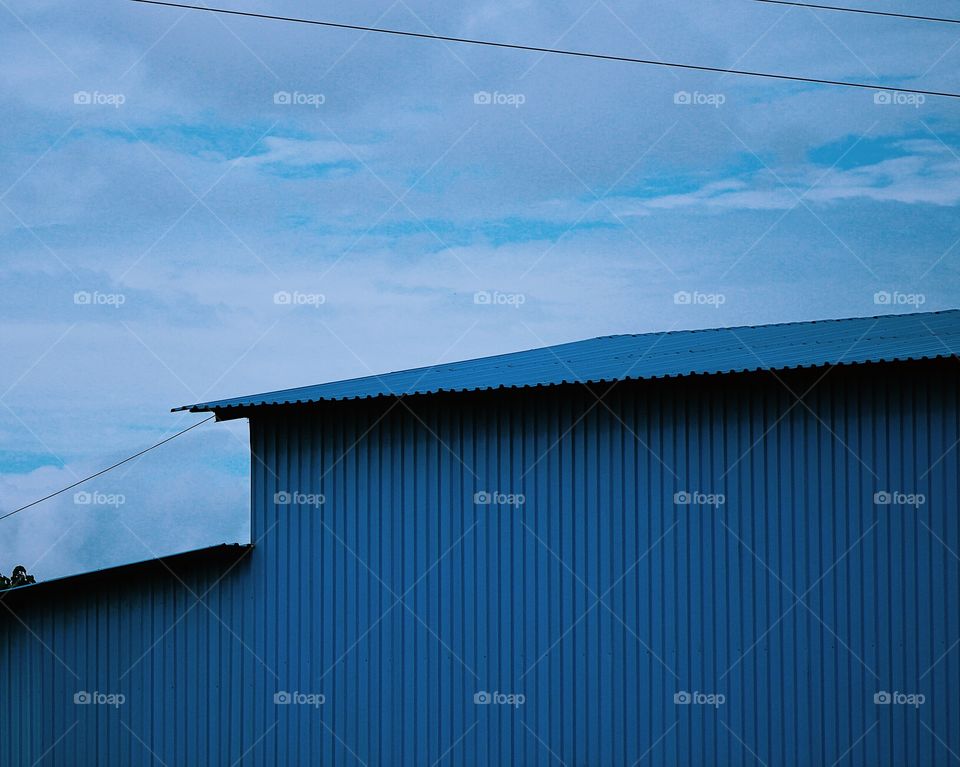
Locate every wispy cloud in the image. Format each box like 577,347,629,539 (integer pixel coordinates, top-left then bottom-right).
608,139,960,215
236,137,371,171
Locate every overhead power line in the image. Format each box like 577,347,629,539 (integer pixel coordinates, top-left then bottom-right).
0,415,215,523
130,0,960,99
753,0,960,26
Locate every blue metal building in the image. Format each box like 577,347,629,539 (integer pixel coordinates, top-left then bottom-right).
2,310,960,766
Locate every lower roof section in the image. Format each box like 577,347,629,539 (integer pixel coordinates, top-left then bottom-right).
174,310,960,418
0,543,252,607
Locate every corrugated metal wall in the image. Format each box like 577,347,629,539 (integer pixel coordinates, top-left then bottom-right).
3,359,959,765
0,553,256,766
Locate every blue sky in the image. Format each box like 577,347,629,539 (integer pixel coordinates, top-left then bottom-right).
1,0,959,578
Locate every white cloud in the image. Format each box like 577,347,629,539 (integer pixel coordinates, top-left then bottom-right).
607,142,960,215
0,427,249,580
235,137,371,168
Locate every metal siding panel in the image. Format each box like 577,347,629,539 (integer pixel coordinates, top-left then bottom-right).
1,556,249,765
2,360,960,764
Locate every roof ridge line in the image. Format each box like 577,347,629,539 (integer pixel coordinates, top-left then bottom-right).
174,309,960,414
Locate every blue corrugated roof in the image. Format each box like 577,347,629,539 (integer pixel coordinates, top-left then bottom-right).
174,310,960,415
